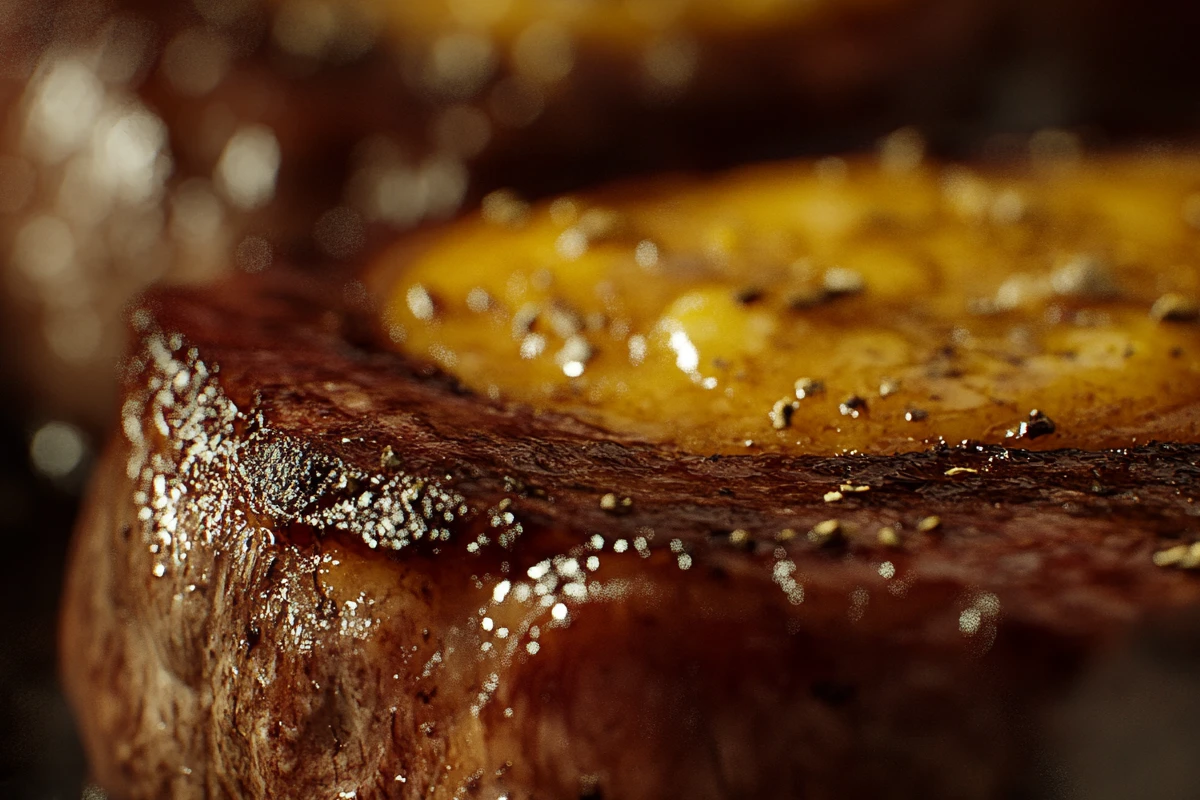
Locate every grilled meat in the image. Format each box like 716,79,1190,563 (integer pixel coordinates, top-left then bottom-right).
63,155,1200,798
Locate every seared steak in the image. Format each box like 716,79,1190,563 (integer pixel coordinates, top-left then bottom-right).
63,156,1200,798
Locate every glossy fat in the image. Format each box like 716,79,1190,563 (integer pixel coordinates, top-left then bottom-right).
62,272,1200,799
375,153,1200,455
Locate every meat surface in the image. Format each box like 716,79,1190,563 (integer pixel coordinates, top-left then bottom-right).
62,265,1200,798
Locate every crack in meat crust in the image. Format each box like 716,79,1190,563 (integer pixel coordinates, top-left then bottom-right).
62,272,1200,799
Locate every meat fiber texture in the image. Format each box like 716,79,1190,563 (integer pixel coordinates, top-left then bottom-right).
61,273,1200,799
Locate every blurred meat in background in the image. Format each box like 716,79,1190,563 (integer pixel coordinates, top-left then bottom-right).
1,0,1199,796
2,0,1003,432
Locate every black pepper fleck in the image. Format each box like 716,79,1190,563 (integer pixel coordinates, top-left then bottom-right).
734,286,765,305
795,377,825,400
1151,293,1200,323
839,395,868,418
1009,409,1057,440
770,398,797,430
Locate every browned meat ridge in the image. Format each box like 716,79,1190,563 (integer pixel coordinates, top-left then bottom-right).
63,156,1200,799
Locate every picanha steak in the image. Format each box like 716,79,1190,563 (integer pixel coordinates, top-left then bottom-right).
63,153,1200,798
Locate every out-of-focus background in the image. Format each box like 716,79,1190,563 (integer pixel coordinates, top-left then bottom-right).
2,0,1200,796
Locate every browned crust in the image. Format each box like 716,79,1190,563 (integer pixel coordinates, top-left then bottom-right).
61,270,1200,799
153,272,1200,582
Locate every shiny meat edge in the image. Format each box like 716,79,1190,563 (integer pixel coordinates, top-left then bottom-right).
143,272,1200,561
61,270,1200,799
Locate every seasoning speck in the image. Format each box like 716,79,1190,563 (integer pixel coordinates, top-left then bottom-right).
770,398,797,430
555,335,593,376
728,529,751,549
905,408,928,422
839,395,868,418
734,286,765,305
917,515,942,533
794,378,825,400
380,446,402,470
1051,255,1117,298
511,303,539,337
1009,409,1056,440
1150,293,1200,323
808,519,843,546
406,284,436,321
877,526,900,547
823,267,865,297
1153,542,1200,569
776,528,798,543
1152,545,1187,567
599,493,632,513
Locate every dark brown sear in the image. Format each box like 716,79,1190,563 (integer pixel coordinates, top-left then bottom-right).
62,266,1200,799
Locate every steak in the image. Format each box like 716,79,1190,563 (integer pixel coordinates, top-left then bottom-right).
62,156,1200,798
